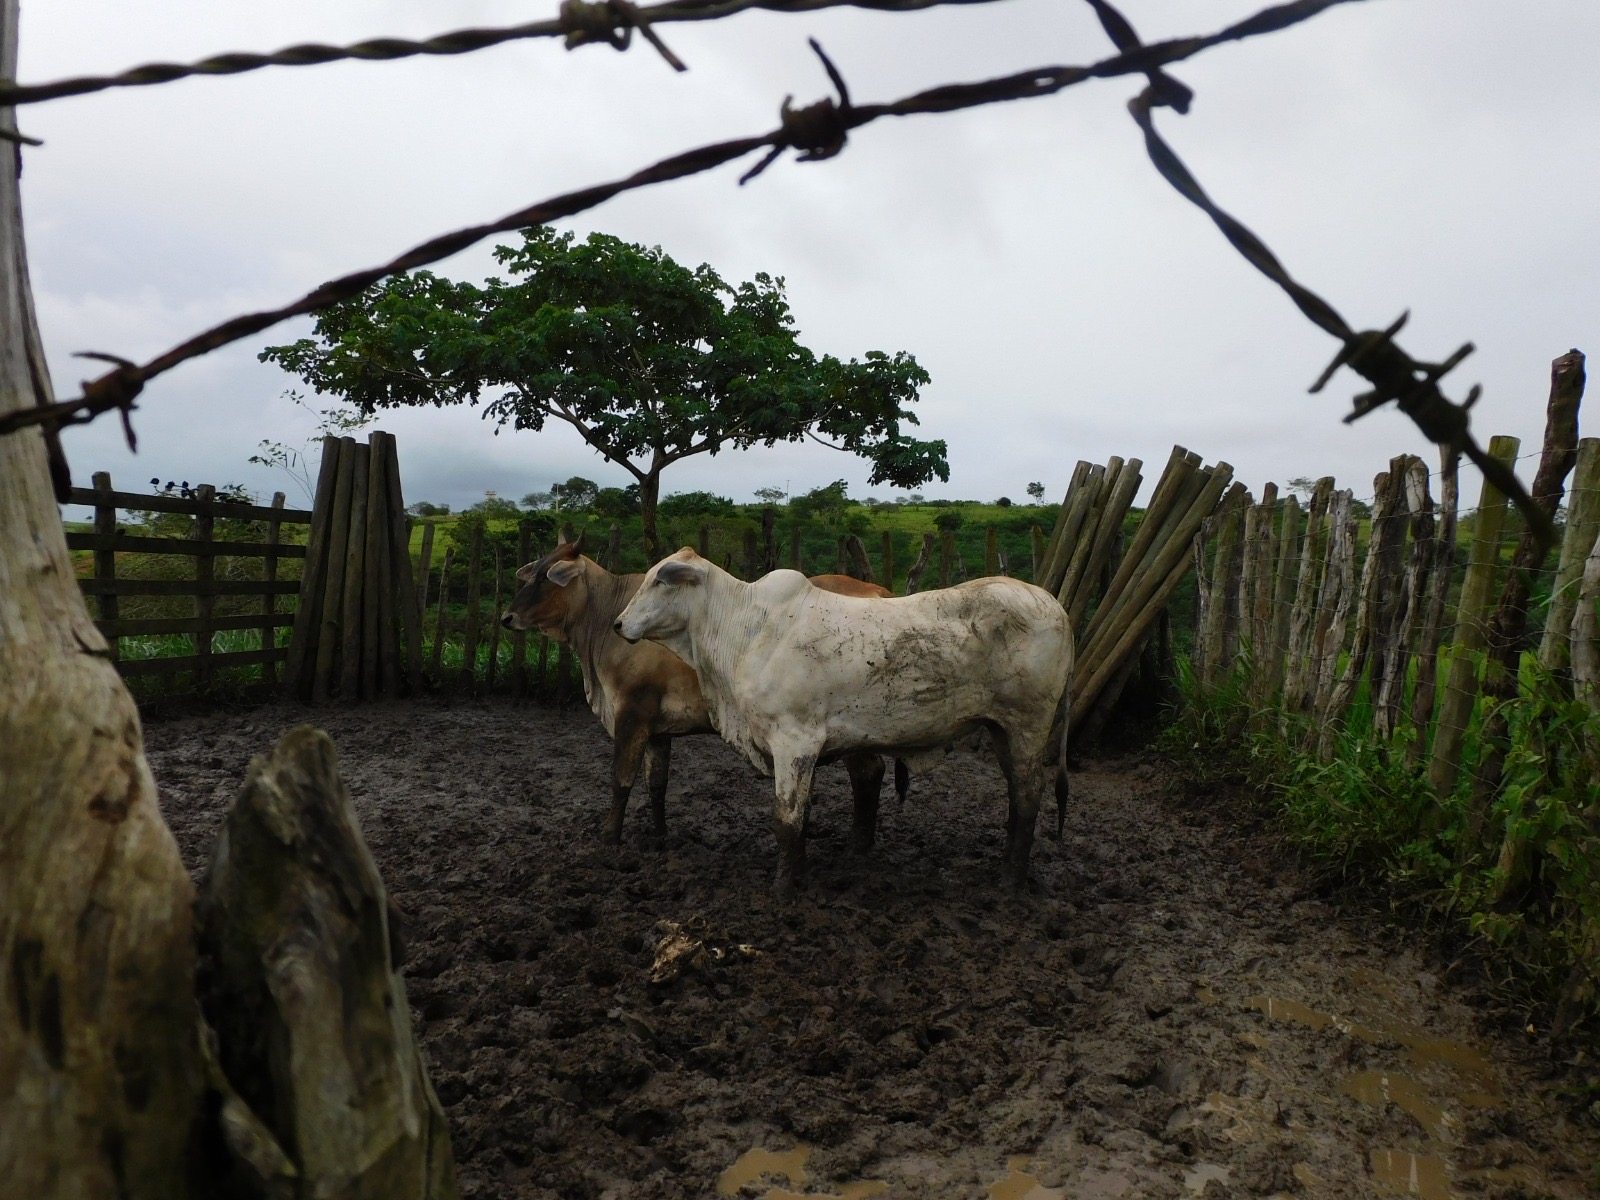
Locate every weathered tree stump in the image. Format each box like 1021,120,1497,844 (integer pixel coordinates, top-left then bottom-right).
199,725,458,1200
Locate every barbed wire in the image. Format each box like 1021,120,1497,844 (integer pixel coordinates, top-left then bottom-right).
1110,8,1552,551
0,0,1008,106
0,0,1556,550
0,0,1365,451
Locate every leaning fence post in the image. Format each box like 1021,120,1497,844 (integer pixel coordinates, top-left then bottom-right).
1428,435,1520,796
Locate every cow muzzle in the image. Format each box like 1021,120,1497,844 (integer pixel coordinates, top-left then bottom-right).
612,619,639,644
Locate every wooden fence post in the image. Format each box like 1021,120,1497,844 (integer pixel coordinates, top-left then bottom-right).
1376,457,1433,739
512,521,532,699
286,437,342,700
194,484,216,691
1428,434,1520,796
1260,493,1300,709
312,438,357,703
1030,525,1045,583
262,492,286,684
337,443,371,701
1539,437,1600,675
430,547,453,684
1317,469,1399,760
1408,450,1460,765
762,506,777,574
415,521,435,626
91,471,119,663
905,532,935,593
380,433,419,697
485,545,504,693
1281,477,1333,716
698,524,711,559
1471,350,1585,842
743,528,760,579
1306,488,1357,742
362,433,390,701
460,522,484,694
1195,488,1247,689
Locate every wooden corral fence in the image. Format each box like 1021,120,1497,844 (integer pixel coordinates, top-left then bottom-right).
283,431,423,703
1185,350,1599,796
66,471,309,687
71,431,1238,726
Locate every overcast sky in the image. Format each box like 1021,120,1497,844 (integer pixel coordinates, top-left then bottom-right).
21,1,1599,521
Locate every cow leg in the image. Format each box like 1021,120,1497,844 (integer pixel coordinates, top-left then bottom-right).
841,750,886,855
642,735,673,842
606,716,654,845
771,749,819,901
894,758,910,806
992,728,1043,890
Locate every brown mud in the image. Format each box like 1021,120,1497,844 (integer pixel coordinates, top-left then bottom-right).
144,700,1600,1200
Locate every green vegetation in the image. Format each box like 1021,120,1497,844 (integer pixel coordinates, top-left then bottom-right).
1166,655,1600,1034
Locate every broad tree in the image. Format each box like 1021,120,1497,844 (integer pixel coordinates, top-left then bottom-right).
262,227,948,560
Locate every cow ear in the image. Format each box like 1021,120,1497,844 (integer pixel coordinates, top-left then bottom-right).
546,558,583,587
515,562,538,583
656,560,703,587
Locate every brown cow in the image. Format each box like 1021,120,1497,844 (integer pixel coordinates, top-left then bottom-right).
501,539,906,846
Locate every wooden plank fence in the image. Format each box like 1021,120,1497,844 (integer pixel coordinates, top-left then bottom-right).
66,473,309,687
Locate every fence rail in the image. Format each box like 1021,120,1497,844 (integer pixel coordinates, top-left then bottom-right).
66,472,306,689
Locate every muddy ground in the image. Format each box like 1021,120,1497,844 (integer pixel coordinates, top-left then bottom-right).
145,699,1599,1200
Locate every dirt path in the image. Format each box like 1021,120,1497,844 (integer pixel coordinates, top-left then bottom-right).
145,700,1598,1200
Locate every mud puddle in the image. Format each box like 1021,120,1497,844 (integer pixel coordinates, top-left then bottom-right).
143,700,1600,1198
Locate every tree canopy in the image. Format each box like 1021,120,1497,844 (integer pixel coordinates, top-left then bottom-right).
261,227,947,560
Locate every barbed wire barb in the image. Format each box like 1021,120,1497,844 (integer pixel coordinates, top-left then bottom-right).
1092,0,1551,552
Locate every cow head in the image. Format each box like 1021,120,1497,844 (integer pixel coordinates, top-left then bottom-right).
502,534,587,638
614,547,706,645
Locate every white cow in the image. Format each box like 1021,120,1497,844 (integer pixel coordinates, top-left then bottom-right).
614,548,1074,897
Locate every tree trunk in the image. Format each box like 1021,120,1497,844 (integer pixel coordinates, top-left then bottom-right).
0,4,211,1191
199,727,458,1198
638,464,663,564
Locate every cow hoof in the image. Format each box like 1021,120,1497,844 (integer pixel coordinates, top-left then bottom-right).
641,830,666,852
772,873,800,903
849,831,875,856
602,828,624,847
